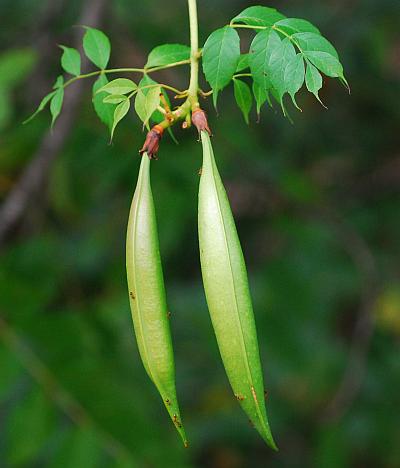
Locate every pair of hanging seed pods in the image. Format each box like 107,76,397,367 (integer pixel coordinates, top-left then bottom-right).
126,131,277,450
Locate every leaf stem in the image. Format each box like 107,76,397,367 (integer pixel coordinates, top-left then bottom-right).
62,59,191,90
228,22,304,54
63,70,103,87
233,73,252,79
272,26,303,53
229,23,267,30
146,59,191,73
199,88,213,97
157,84,186,95
126,84,186,100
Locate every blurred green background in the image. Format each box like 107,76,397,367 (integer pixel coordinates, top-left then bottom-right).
0,0,399,467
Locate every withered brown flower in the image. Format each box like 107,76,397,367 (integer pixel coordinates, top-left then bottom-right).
191,109,212,136
139,125,164,159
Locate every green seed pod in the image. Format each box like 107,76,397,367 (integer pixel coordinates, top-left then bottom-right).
126,154,187,446
198,131,277,449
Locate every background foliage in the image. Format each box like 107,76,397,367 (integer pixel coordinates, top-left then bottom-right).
0,0,399,467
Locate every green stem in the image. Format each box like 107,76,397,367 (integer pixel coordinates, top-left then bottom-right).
140,0,200,136
187,0,200,109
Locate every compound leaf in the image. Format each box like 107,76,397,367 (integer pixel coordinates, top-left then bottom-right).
293,32,348,88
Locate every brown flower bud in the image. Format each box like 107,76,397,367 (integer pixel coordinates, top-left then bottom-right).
139,125,164,159
191,108,212,136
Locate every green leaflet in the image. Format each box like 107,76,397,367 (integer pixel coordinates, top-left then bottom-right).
305,60,325,106
126,155,187,446
110,98,130,141
233,79,252,124
252,81,270,116
92,74,116,130
135,76,163,127
284,53,305,109
96,78,137,95
102,94,128,104
236,53,250,72
145,44,191,68
231,6,285,27
202,26,240,107
249,30,276,101
59,45,81,76
274,18,321,36
82,27,110,69
50,86,64,127
134,86,160,130
23,91,56,124
250,30,303,113
198,132,277,449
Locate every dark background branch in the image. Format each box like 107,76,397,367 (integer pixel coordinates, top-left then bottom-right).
0,0,107,245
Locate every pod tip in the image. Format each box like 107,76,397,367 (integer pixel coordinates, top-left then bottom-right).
270,439,279,451
262,431,278,451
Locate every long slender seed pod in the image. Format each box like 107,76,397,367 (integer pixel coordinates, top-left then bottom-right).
198,131,277,449
126,154,187,446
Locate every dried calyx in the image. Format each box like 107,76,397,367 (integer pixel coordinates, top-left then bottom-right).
192,108,212,136
139,125,164,160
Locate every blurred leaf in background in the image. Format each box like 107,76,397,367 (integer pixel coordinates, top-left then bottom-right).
0,48,37,129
